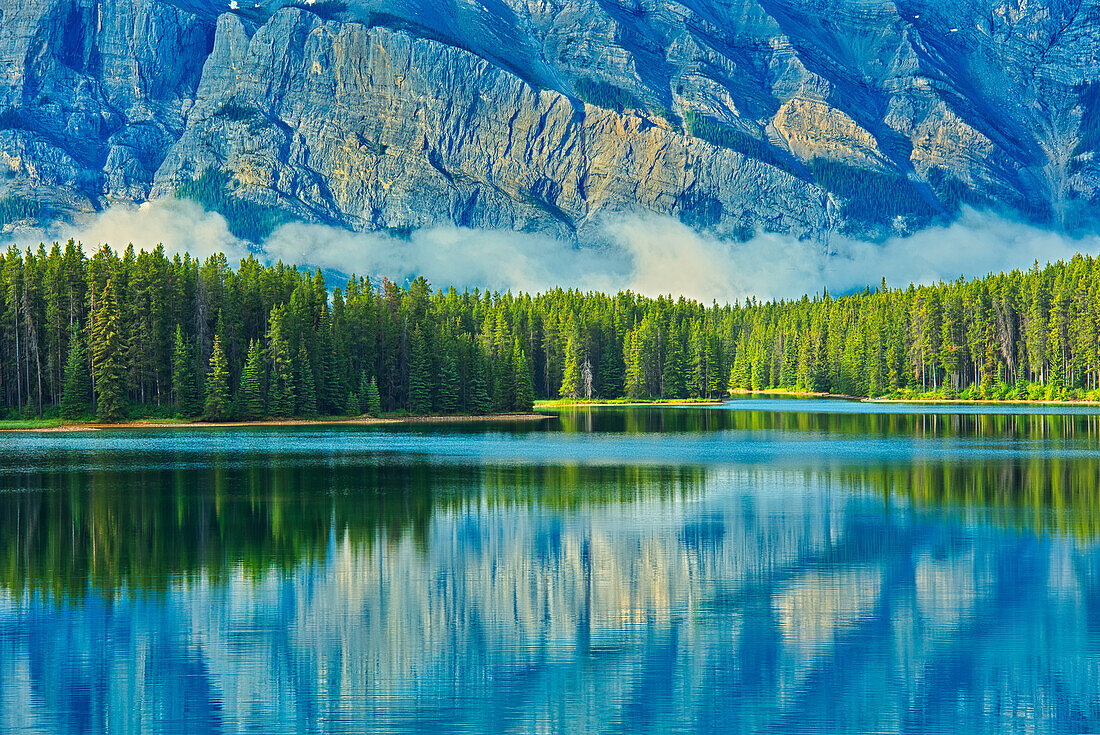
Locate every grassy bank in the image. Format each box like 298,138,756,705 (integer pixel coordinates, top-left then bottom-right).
536,398,724,408
543,390,1100,407
728,389,1100,406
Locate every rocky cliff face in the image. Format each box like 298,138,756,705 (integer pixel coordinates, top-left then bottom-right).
1,0,1099,242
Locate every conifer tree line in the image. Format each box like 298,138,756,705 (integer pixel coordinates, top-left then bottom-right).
2,241,1100,421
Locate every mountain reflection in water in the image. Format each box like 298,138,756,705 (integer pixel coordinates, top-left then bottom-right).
1,403,1099,734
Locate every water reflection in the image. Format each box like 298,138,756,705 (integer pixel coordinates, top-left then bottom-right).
0,458,703,597
555,401,1100,439
0,404,1099,734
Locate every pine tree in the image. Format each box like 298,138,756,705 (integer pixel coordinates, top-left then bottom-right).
662,322,687,399
750,338,771,391
239,339,266,420
90,280,126,422
707,330,726,397
172,325,200,418
597,336,623,398
732,333,751,390
691,321,711,397
492,349,515,412
317,309,344,414
408,326,432,414
321,346,344,414
560,333,581,399
438,354,461,414
347,391,361,416
512,338,534,412
294,346,318,416
266,305,295,417
468,350,492,414
60,327,91,418
365,376,382,416
203,335,230,421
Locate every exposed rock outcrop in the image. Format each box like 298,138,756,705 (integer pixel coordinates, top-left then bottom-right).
1,0,1098,241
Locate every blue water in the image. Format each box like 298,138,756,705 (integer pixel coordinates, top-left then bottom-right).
2,401,1100,734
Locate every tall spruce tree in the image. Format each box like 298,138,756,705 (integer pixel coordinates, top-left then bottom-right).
317,309,343,413
731,333,751,390
294,346,318,417
321,346,343,414
408,326,432,414
559,333,581,399
662,322,687,399
266,306,295,417
365,376,381,416
468,349,492,414
358,370,370,401
60,327,91,418
438,353,461,414
239,339,266,420
363,376,380,415
597,337,623,398
172,325,201,418
512,338,534,412
203,335,230,421
90,280,126,422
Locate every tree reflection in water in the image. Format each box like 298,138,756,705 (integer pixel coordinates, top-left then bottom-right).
1,406,1099,734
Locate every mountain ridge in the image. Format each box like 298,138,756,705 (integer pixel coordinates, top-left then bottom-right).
1,0,1098,243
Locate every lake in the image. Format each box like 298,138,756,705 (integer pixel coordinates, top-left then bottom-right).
2,398,1100,734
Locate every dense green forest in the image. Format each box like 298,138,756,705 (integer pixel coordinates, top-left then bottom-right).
1,241,1099,422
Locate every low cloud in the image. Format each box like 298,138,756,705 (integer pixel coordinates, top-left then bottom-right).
8,201,1100,302
11,198,252,264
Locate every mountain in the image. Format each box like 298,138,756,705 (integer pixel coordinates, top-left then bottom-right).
1,0,1098,244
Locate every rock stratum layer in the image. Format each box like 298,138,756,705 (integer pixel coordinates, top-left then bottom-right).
1,0,1099,242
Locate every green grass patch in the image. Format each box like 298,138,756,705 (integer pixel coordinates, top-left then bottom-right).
536,398,722,406
0,418,67,430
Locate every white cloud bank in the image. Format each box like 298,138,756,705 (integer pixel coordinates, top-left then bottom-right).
9,199,1100,302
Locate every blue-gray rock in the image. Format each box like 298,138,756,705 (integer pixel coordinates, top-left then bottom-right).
1,0,1098,240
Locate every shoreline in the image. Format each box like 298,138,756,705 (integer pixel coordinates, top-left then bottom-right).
543,390,1100,408
9,389,1100,431
0,413,555,433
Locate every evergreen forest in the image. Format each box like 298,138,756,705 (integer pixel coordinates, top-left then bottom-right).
2,241,1100,422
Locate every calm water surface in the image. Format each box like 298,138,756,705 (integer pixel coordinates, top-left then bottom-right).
2,399,1100,734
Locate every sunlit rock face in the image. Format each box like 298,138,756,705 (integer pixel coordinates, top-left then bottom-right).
0,0,214,210
1,0,1099,239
